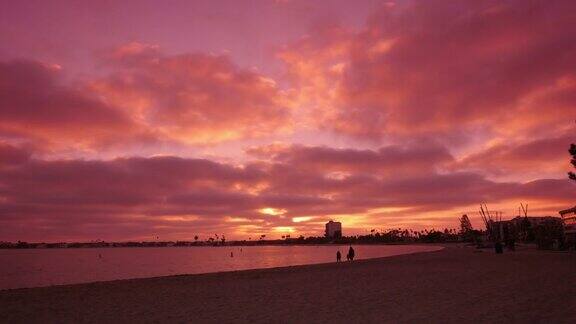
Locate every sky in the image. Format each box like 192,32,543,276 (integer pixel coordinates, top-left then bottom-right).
0,0,575,242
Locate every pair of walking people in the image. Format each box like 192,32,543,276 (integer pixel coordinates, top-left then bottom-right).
336,246,355,262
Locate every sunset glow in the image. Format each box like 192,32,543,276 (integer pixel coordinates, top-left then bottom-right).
0,0,574,242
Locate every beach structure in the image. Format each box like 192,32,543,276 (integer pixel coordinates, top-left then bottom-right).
325,221,342,238
479,202,564,246
559,206,576,245
488,215,564,249
509,216,561,228
479,204,502,241
491,216,560,240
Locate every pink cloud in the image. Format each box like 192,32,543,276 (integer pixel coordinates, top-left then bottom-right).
0,143,574,241
0,45,292,152
248,142,453,175
0,60,141,149
1,2,574,241
456,132,574,179
0,142,31,166
93,43,291,145
281,1,576,143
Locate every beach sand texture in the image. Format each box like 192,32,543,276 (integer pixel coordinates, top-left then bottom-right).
1,245,575,323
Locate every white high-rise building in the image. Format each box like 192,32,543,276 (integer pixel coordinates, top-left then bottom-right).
325,221,342,238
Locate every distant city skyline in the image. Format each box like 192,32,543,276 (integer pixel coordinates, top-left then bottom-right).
0,0,575,242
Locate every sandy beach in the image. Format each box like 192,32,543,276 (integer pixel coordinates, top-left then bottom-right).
1,245,575,323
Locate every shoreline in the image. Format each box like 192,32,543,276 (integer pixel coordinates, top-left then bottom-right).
1,246,444,292
2,245,575,323
0,244,443,291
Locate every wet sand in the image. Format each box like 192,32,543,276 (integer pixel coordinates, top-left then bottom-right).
1,244,575,323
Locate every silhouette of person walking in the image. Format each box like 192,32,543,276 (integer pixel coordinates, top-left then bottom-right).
495,241,503,254
347,246,355,261
336,250,342,262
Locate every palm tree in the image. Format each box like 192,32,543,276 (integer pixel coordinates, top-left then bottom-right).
569,144,576,181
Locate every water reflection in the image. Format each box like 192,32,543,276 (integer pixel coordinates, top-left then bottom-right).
0,245,442,290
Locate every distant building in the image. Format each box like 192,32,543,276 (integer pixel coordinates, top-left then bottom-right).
325,221,342,238
559,206,576,244
508,216,561,228
490,216,563,242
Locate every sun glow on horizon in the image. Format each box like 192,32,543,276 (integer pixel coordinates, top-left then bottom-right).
259,208,287,216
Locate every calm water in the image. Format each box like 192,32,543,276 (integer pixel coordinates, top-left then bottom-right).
0,245,442,290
